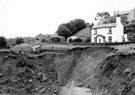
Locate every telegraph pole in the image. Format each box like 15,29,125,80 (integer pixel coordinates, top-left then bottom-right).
134,6,135,21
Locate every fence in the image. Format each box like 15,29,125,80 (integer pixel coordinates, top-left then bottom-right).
45,42,135,47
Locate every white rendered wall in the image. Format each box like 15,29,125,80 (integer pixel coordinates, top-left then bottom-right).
91,17,125,43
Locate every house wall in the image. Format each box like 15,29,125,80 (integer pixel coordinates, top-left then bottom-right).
127,9,135,22
96,36,105,43
91,28,111,42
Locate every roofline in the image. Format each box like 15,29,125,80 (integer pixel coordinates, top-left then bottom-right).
92,26,116,29
92,23,116,29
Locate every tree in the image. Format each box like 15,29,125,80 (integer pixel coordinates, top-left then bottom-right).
15,38,24,45
95,12,110,24
56,19,89,39
0,36,7,48
103,16,116,24
125,22,135,41
121,15,128,25
56,24,73,39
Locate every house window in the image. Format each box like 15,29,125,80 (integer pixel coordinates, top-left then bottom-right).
108,36,112,42
108,28,112,34
94,29,97,35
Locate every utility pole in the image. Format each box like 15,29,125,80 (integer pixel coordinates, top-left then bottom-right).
134,6,135,21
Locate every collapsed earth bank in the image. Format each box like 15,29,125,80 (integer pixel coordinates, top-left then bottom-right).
0,46,135,95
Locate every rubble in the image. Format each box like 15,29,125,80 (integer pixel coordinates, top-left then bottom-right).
0,53,60,95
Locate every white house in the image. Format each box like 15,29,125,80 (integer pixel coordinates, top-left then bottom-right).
91,16,128,43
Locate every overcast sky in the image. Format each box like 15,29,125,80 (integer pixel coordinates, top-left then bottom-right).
0,0,135,38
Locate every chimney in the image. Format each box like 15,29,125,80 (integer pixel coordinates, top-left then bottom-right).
116,16,121,24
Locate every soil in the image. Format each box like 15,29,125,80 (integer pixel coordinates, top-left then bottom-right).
0,52,60,95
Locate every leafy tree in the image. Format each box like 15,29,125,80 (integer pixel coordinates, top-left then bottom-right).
103,16,116,24
56,19,89,39
15,38,24,45
121,15,129,25
56,24,73,39
95,12,110,24
0,36,7,48
125,22,135,41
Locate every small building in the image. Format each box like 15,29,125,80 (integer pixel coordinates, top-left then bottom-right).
48,34,65,43
91,16,128,43
35,33,65,43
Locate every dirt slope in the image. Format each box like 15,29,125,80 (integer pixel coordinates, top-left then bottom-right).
0,52,59,95
1,45,135,95
54,46,135,95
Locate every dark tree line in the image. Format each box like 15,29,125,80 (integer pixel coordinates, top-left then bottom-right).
15,38,24,45
0,36,7,48
56,19,90,39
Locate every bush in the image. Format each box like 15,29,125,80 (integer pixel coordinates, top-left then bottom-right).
15,38,24,45
68,38,74,43
0,36,7,48
83,37,91,43
41,38,47,43
68,38,82,43
74,38,82,43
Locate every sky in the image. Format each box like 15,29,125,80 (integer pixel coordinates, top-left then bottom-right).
0,0,135,38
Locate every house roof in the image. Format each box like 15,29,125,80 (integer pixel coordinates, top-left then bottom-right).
73,27,91,38
115,9,132,16
49,34,64,38
35,34,50,39
92,23,116,29
95,35,105,38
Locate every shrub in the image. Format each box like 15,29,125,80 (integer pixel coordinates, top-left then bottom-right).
15,38,24,45
41,38,47,43
0,36,7,48
83,37,91,43
74,38,82,43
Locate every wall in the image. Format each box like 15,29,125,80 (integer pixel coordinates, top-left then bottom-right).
127,9,135,22
91,17,125,43
111,19,124,42
96,36,105,43
91,28,109,42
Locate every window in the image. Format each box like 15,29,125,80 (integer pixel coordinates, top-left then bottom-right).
94,29,97,35
108,28,112,34
108,36,112,42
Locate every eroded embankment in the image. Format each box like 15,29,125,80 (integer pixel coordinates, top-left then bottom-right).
0,52,59,95
1,46,135,95
54,46,135,95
